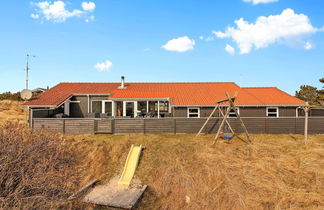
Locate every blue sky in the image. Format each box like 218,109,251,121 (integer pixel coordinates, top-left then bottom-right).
0,0,323,94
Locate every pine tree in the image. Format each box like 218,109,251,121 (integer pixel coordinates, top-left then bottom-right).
295,85,318,105
318,78,324,105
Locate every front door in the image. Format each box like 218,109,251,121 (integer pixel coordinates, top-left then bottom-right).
125,102,135,117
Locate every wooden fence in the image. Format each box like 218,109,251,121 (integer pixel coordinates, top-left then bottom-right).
32,117,324,135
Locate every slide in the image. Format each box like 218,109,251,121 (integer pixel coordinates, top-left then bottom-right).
118,144,144,186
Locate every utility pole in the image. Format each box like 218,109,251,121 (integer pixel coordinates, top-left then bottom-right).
25,54,36,90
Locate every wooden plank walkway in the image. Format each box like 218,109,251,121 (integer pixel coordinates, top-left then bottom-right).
69,177,147,209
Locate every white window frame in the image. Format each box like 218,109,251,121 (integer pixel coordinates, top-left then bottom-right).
187,107,200,118
266,107,279,118
91,100,114,115
91,100,103,114
123,101,137,117
102,100,114,116
228,107,239,118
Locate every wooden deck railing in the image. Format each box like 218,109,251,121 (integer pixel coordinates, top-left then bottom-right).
31,117,324,135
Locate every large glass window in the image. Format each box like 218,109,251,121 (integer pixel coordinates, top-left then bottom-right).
92,101,102,114
188,108,200,118
116,101,123,117
149,101,158,112
159,101,169,112
137,101,147,117
267,107,278,117
125,102,134,117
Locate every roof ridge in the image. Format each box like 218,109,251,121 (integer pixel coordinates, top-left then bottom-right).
59,82,237,84
239,87,265,104
272,87,306,104
242,87,277,89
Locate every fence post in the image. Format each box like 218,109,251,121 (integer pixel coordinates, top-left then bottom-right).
174,118,177,134
62,119,65,134
112,119,115,134
295,117,297,134
93,119,97,134
143,119,146,134
264,118,267,134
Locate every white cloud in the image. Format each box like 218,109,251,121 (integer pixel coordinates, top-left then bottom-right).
213,9,321,54
304,41,314,50
82,2,95,11
162,36,195,52
94,60,113,72
30,13,39,19
85,15,95,22
199,35,214,42
243,0,278,5
205,36,214,41
225,44,235,55
31,1,95,23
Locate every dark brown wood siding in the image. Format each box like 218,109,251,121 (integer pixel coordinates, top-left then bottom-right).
70,95,109,118
33,107,63,118
173,107,187,117
173,106,298,118
239,107,266,117
32,117,324,134
64,119,95,134
97,119,113,133
279,107,296,117
70,96,88,118
310,108,324,116
33,119,64,132
114,119,144,134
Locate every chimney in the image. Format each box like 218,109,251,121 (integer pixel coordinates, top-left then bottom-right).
120,76,125,89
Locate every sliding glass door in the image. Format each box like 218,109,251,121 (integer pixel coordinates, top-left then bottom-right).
125,102,135,117
104,101,112,116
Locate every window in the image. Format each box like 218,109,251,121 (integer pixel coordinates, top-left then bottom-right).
149,101,158,112
159,101,169,112
104,101,112,116
91,101,102,114
116,101,123,116
137,101,147,113
188,108,200,118
228,108,239,118
267,107,278,117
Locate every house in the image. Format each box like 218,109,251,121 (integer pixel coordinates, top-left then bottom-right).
23,77,306,121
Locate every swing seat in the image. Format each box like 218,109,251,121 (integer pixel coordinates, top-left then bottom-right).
223,135,232,139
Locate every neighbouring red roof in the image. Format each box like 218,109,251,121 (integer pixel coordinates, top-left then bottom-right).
23,82,305,107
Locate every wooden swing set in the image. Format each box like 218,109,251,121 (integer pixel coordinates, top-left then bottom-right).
196,92,253,145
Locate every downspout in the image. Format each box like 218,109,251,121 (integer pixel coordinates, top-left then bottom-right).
158,101,160,118
30,108,33,129
87,94,90,115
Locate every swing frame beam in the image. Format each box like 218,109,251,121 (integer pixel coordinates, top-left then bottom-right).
196,92,253,145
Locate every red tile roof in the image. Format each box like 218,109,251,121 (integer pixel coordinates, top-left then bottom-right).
23,82,305,107
242,87,305,106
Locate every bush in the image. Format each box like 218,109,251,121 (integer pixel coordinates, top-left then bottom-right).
0,122,82,209
0,92,21,101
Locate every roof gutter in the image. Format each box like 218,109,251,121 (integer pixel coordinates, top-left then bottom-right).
172,104,306,107
22,93,111,109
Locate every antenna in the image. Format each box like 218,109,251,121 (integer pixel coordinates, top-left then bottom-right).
25,54,36,90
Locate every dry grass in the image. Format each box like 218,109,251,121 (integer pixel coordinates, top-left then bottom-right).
0,100,26,123
0,122,86,209
1,100,323,209
68,133,324,209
